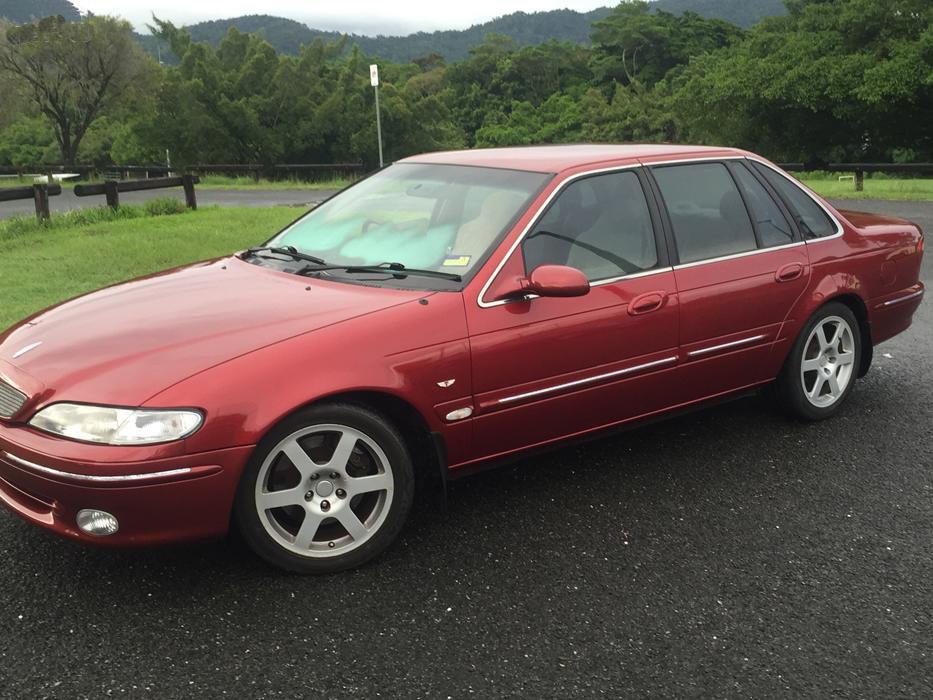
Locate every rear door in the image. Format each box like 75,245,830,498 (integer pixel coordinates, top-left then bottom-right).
646,159,810,399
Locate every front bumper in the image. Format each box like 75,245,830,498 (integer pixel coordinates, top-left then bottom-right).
0,425,253,547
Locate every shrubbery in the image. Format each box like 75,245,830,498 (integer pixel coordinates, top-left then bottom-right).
0,200,191,240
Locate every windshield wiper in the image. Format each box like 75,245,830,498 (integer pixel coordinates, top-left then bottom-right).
344,262,463,282
242,246,327,265
298,261,462,282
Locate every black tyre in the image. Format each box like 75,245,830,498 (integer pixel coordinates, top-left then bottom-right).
234,402,415,574
775,302,862,421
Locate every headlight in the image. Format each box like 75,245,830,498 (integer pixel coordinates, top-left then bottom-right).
29,404,203,445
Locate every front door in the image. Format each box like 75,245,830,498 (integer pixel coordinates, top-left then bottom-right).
463,167,681,464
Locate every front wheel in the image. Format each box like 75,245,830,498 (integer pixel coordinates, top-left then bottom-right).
234,403,415,573
775,302,861,421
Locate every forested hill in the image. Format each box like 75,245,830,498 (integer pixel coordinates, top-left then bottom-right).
140,0,788,64
3,1,789,63
0,0,80,22
140,9,614,64
655,0,786,27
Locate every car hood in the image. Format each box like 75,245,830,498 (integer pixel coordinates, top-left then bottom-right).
0,257,426,409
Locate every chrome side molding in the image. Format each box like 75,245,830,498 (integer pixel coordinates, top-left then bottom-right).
498,356,677,405
687,334,768,358
882,289,924,307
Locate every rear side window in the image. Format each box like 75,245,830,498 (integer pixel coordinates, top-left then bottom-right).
652,162,757,264
751,162,838,239
730,163,795,248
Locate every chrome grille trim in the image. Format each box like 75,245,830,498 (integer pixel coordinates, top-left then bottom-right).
0,451,194,483
0,380,28,419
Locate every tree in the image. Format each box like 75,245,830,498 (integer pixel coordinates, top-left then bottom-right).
0,116,57,165
590,1,743,87
673,0,933,161
0,15,151,165
579,82,676,144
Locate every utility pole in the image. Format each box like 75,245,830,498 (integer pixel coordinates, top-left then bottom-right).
370,64,384,168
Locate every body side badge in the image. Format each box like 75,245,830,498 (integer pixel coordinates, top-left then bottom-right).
436,379,456,388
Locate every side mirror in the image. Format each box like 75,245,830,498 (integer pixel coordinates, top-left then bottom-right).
495,264,590,300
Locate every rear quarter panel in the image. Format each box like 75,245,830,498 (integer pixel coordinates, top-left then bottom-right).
782,209,923,359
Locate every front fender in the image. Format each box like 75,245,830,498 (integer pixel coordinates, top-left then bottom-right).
148,292,473,465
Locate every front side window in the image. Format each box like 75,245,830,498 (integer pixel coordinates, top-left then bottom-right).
268,163,549,287
652,162,757,264
731,162,795,248
750,162,838,239
522,170,658,282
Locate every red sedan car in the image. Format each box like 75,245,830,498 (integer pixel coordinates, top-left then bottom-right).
0,145,924,572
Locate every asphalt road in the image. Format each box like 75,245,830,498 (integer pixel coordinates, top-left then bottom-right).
0,200,930,698
0,188,337,219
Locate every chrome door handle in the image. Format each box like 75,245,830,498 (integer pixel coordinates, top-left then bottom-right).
775,263,804,282
628,291,667,316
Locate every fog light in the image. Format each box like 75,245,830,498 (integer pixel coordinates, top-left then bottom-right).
76,509,119,536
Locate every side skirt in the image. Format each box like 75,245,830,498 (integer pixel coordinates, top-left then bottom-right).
446,385,765,482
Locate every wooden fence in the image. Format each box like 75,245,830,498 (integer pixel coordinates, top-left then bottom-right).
0,183,61,219
74,176,199,210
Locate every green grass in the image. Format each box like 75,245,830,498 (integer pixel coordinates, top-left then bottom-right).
0,206,298,329
798,174,933,201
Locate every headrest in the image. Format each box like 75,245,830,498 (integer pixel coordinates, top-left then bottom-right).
720,190,748,228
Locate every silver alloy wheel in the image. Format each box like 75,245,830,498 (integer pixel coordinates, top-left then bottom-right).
254,424,394,558
800,315,856,408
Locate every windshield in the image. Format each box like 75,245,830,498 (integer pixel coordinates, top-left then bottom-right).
265,163,550,289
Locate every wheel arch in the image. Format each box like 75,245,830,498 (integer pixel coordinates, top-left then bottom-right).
821,293,873,377
282,389,448,505
781,291,873,379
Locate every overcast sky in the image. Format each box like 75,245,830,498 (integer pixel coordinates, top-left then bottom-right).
72,1,611,35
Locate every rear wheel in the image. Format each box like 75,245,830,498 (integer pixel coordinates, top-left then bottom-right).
235,403,414,573
776,302,861,421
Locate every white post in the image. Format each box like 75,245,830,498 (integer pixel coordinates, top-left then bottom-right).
370,64,384,168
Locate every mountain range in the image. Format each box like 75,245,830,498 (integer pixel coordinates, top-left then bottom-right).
0,0,80,23
2,0,788,64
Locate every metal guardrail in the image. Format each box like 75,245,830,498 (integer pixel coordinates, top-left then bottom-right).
0,165,96,178
3,160,928,197
273,163,364,181
0,183,62,219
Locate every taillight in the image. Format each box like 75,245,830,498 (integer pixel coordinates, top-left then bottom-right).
918,228,924,254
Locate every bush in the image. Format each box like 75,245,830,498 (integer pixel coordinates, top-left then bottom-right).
143,197,187,216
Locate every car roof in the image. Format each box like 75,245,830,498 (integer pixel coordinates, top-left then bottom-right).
400,144,747,174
